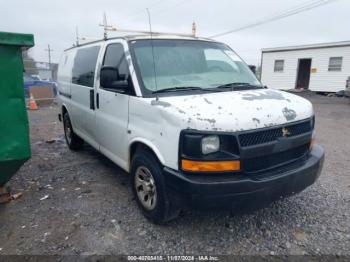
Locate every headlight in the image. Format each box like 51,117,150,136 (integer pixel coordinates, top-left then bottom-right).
201,135,220,155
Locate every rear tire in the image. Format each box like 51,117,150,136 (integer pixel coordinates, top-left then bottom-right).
131,149,180,224
63,112,84,150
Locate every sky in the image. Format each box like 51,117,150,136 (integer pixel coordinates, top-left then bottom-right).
1,0,349,65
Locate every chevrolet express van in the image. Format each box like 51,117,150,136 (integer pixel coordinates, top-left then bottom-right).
58,35,324,224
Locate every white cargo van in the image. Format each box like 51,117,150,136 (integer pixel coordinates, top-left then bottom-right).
58,35,324,224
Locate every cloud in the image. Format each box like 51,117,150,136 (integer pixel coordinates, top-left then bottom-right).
1,0,349,65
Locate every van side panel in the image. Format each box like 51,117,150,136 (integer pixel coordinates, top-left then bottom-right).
59,45,101,149
58,49,82,137
57,49,75,116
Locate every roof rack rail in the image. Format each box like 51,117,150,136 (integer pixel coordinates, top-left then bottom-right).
70,15,199,49
98,13,197,39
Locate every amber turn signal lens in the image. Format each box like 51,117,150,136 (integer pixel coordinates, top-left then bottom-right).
310,138,316,149
181,159,240,172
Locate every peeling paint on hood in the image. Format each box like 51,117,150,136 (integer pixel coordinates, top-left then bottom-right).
151,99,171,107
149,89,313,132
242,90,291,102
282,107,297,121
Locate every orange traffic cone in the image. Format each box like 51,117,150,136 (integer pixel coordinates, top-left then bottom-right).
28,93,38,110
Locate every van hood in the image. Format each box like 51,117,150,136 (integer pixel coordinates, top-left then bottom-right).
150,89,313,132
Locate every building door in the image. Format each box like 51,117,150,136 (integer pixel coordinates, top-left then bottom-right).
296,59,312,89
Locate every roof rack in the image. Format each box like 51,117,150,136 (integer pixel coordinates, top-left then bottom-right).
103,28,195,38
98,13,197,39
69,13,200,49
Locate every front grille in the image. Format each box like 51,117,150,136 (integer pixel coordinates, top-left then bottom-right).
243,144,309,173
239,120,312,147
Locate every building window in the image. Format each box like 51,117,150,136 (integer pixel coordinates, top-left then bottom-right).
274,60,284,72
328,57,342,71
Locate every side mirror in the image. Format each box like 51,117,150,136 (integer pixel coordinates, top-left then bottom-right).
100,66,128,91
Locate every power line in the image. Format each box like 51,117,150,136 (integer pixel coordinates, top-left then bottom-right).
210,0,339,38
210,0,340,38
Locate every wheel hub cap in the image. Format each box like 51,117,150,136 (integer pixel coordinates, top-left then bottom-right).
135,166,157,210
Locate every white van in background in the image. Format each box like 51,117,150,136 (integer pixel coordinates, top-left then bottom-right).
57,35,324,224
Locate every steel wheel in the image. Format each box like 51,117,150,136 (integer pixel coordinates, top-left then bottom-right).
64,116,73,145
62,112,83,150
134,166,157,210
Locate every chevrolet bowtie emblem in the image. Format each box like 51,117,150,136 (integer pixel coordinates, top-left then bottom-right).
282,127,291,137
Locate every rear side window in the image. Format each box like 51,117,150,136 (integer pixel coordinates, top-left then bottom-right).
72,46,100,87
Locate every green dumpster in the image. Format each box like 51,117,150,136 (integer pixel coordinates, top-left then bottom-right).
0,32,34,186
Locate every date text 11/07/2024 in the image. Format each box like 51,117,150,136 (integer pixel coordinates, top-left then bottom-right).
127,255,219,261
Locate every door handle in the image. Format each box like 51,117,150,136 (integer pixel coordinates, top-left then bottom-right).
89,89,95,110
96,93,99,109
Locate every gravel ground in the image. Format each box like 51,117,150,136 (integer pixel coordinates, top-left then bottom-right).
0,92,349,255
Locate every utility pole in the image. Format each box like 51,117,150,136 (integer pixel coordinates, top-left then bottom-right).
192,22,196,37
45,44,53,79
76,26,79,46
102,13,108,39
99,12,109,39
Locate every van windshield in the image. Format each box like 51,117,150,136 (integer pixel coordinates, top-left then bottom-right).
129,39,261,95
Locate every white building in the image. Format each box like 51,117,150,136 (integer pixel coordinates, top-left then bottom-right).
35,62,58,81
260,41,350,92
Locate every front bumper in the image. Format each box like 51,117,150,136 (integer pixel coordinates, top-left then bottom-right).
163,145,324,210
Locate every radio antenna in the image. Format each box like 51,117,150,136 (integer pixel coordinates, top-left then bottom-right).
146,8,158,97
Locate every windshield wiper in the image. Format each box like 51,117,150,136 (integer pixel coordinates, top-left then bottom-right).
212,82,264,91
151,83,263,94
152,86,207,94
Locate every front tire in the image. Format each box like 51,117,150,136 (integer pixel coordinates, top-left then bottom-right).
131,149,180,224
63,112,84,150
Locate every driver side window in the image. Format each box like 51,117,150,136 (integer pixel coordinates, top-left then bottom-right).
102,43,134,94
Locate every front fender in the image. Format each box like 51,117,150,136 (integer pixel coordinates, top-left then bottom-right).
128,137,166,167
